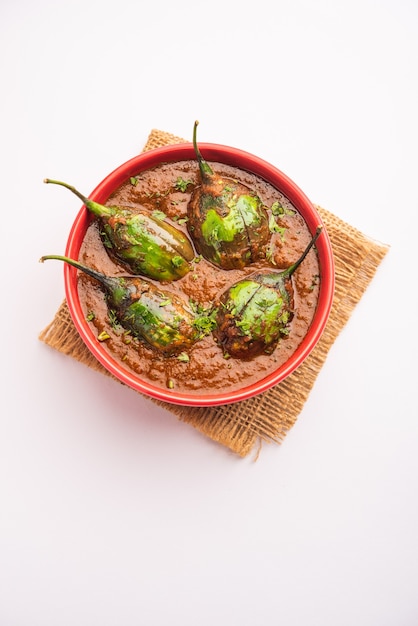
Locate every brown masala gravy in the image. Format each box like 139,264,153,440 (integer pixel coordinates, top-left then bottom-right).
77,160,321,396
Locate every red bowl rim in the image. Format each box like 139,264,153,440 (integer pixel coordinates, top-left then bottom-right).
63,142,335,407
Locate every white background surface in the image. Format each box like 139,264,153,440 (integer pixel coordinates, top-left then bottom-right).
1,1,417,624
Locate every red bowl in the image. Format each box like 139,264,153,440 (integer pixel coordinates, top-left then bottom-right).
64,143,335,407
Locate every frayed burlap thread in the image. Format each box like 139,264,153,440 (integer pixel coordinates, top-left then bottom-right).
39,129,390,457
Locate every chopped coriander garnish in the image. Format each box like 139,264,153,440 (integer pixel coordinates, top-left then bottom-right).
108,309,122,331
271,201,295,216
174,177,193,192
268,215,286,240
152,209,167,221
190,301,218,337
130,176,139,186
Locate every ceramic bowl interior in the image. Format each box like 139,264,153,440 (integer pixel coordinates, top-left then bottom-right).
64,143,335,406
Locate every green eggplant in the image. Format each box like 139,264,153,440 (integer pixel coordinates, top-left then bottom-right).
213,227,323,359
40,255,209,354
187,121,270,270
44,179,195,281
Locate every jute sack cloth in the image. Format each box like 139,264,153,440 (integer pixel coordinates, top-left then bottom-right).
39,129,390,457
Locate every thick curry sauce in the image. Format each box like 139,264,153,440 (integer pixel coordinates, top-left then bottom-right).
77,160,321,395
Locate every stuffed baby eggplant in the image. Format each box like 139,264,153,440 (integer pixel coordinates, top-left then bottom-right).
44,179,195,281
187,122,270,270
213,227,323,359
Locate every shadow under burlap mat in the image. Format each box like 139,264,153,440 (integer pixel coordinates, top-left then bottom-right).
39,129,390,458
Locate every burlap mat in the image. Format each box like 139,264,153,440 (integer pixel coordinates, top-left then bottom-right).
39,129,390,457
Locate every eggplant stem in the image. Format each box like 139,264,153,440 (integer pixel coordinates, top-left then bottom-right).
39,254,112,289
43,178,112,218
192,120,213,180
284,226,323,277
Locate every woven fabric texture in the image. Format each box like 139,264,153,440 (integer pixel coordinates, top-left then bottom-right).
39,129,389,457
